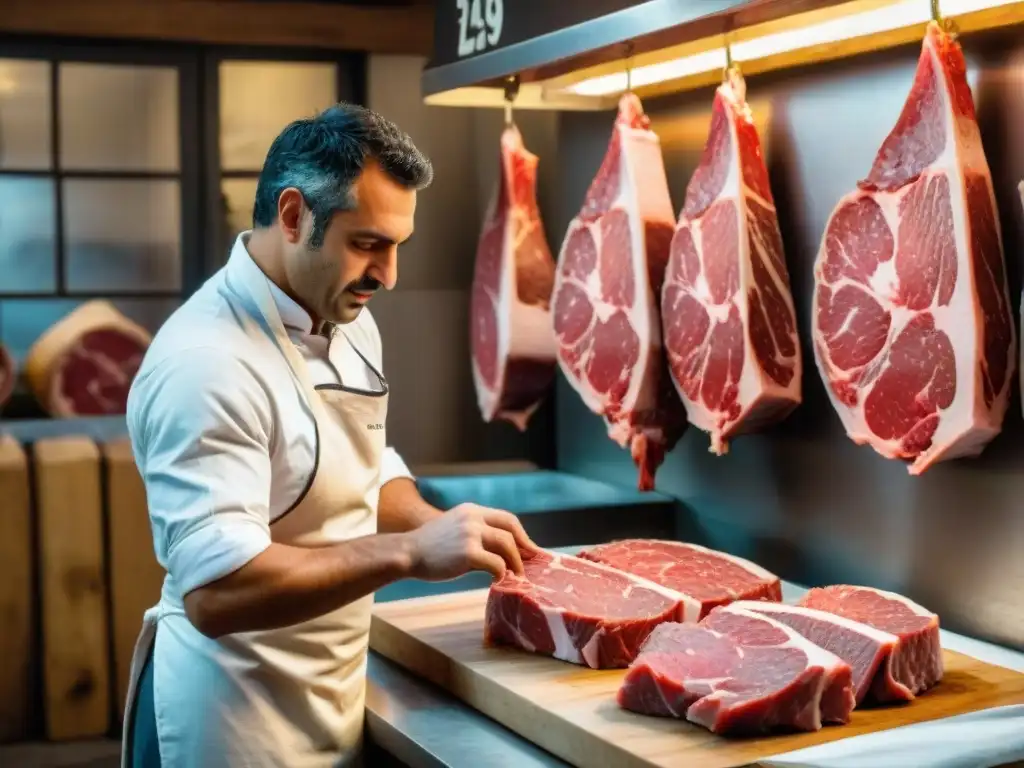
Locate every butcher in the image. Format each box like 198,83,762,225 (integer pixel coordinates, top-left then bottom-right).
120,102,539,768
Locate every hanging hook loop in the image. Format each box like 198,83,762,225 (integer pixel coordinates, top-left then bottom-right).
503,74,519,126
624,40,635,92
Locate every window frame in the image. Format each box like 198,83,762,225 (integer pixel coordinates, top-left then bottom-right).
200,45,365,280
0,35,202,301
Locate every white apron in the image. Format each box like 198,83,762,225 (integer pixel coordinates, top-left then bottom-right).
120,267,388,767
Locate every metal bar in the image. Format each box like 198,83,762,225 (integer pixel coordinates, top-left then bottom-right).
50,59,65,295
421,0,868,96
0,168,181,179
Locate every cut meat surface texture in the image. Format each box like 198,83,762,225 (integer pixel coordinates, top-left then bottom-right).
551,92,687,490
662,68,801,455
577,538,781,621
483,548,687,669
618,606,854,735
798,585,943,702
0,344,15,408
811,21,1015,474
471,123,558,430
23,301,152,417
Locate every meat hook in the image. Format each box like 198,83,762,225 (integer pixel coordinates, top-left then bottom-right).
624,41,635,92
503,74,519,126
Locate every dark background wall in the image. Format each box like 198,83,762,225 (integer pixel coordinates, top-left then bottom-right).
552,28,1024,652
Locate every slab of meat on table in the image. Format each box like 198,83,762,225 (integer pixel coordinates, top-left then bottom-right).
662,67,801,456
811,21,1015,474
577,538,781,621
617,603,855,735
23,300,152,417
470,123,557,431
483,548,687,669
551,91,687,491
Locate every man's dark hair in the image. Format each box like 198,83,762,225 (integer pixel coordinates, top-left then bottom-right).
252,102,433,248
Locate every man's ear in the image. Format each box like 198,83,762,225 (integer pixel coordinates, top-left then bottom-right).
277,188,306,244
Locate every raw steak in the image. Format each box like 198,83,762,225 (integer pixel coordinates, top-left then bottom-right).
483,548,686,669
23,301,151,417
662,68,801,455
811,21,1015,474
0,344,14,409
618,609,853,735
577,538,781,621
551,92,687,490
471,123,557,430
740,600,907,705
798,585,943,701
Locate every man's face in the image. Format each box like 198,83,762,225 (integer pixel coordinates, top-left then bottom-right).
280,160,416,326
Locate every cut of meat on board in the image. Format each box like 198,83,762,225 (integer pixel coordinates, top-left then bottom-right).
0,344,15,408
798,585,943,702
662,67,801,456
736,600,903,705
471,123,557,431
577,538,781,621
551,92,687,491
23,301,152,417
483,548,688,669
701,604,856,725
811,21,1015,475
617,611,853,736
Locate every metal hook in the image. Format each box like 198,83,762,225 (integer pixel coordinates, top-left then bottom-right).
624,41,635,92
930,0,942,21
503,74,519,126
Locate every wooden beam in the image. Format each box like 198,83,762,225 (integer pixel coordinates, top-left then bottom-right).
0,0,435,55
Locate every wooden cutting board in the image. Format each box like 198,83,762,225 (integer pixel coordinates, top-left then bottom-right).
370,588,1024,768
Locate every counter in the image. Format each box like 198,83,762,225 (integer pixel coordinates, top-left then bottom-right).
364,547,1024,768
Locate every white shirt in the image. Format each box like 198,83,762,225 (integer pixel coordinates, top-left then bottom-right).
126,233,413,601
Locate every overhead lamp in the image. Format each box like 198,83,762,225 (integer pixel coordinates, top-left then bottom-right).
563,0,1022,97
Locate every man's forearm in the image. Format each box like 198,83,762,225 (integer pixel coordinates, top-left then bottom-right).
183,534,415,638
377,477,443,533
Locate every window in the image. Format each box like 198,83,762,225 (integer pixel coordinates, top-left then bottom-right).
0,41,362,418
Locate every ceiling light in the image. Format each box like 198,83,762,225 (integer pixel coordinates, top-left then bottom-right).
564,0,1021,97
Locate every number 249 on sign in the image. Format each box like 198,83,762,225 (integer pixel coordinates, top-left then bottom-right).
456,0,504,57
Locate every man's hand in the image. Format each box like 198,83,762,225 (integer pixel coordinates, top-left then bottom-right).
403,504,540,582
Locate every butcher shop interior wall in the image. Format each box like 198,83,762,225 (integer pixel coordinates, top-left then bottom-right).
545,25,1024,654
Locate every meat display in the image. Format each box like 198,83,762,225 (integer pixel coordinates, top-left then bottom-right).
23,301,152,417
551,92,687,491
661,67,801,455
811,21,1015,474
470,123,558,431
0,344,15,408
483,549,687,668
798,584,943,701
617,606,854,735
577,538,781,620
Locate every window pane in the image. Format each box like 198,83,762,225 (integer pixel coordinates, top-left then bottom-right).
0,177,57,293
0,59,52,170
221,177,258,238
59,63,180,172
219,61,336,171
0,297,179,365
63,179,181,293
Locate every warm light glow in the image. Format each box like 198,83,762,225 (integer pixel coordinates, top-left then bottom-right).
564,0,1021,96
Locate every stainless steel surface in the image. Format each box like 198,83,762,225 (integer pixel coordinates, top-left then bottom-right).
421,0,863,96
552,29,1024,651
366,654,570,768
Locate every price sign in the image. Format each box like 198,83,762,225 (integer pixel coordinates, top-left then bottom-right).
455,0,504,58
429,0,637,68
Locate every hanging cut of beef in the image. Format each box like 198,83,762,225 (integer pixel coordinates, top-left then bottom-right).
662,68,801,455
23,301,152,417
470,123,557,430
551,92,687,491
811,21,1015,474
